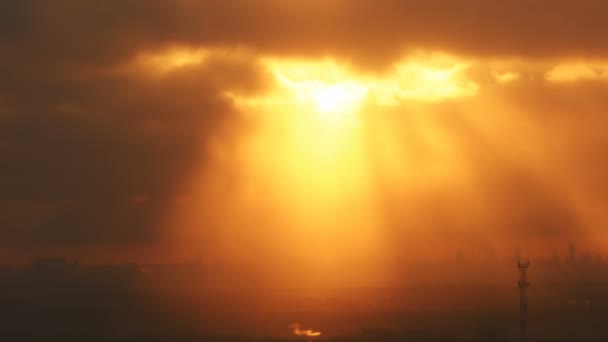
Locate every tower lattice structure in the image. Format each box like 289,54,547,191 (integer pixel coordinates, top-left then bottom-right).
518,259,530,342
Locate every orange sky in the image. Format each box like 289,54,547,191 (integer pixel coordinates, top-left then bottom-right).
1,0,608,269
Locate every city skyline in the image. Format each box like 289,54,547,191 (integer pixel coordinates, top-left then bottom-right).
2,1,608,340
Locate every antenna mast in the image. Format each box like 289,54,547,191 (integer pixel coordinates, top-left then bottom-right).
518,259,530,342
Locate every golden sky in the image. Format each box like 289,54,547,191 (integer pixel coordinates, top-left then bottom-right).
1,0,608,267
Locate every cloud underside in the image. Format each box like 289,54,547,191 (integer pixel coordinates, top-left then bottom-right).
1,0,608,252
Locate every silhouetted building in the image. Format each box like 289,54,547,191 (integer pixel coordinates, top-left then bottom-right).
551,250,561,264
31,257,78,276
476,327,510,342
568,243,576,264
455,249,465,262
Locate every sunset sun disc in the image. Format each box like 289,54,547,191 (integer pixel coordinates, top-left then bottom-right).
310,82,368,115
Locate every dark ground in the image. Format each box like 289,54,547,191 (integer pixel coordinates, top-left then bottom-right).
0,261,607,341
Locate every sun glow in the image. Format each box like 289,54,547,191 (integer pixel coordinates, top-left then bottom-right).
311,82,368,114
175,53,481,277
270,61,369,125
245,54,478,117
218,54,479,231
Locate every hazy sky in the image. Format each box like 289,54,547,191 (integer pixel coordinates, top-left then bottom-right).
1,0,608,263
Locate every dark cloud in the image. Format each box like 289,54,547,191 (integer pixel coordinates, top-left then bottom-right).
0,4,268,247
3,0,608,72
0,58,264,200
0,0,606,75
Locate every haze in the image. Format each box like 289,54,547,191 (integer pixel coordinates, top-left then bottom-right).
1,1,608,341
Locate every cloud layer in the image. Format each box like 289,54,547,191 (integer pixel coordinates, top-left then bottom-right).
1,0,608,258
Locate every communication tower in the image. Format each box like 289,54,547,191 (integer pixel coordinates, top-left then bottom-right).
518,259,530,342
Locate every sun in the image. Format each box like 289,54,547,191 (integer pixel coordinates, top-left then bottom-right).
311,82,368,114
285,79,369,125
257,58,368,119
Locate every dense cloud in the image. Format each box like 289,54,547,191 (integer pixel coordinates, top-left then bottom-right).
0,1,268,247
1,0,607,254
3,0,608,70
